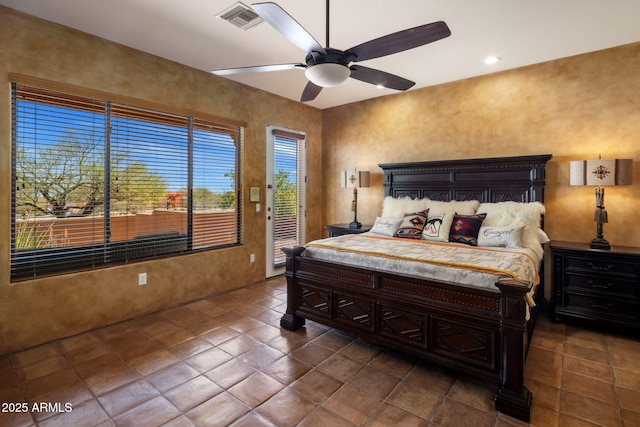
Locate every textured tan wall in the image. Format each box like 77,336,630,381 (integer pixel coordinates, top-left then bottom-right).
0,7,323,355
323,43,640,250
2,5,639,354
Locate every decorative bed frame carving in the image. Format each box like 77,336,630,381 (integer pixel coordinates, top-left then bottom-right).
281,154,552,422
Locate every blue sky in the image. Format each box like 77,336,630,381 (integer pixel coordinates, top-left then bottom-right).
15,99,239,194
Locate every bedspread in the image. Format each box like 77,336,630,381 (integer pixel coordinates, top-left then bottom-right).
304,234,540,291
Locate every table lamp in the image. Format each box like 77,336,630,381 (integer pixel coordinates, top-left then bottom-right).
341,169,370,229
570,157,633,249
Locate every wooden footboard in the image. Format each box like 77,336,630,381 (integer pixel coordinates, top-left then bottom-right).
280,246,533,422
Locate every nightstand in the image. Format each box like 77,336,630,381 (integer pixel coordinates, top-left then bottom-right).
325,223,372,237
550,241,640,330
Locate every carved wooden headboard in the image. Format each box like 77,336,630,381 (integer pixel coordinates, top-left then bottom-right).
379,154,552,203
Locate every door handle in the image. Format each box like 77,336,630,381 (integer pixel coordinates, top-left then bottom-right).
267,184,273,189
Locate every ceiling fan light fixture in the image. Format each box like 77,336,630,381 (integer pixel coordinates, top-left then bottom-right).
305,63,351,87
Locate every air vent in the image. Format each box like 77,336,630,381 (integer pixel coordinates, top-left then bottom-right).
217,2,263,30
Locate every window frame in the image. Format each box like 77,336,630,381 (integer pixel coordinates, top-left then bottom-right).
10,75,246,281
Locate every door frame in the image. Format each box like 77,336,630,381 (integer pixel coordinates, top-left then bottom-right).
265,125,306,278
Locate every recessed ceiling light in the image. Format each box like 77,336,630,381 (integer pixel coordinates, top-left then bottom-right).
484,56,501,65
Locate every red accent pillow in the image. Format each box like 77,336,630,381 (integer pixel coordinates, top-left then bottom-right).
449,213,486,246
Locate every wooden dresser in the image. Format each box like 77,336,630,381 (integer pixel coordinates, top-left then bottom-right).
550,241,640,329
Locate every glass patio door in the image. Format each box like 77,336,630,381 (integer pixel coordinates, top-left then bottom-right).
265,126,305,278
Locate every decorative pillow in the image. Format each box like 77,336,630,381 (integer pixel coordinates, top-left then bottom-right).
381,196,428,218
369,217,403,237
424,199,480,216
394,210,430,239
477,225,524,248
381,197,480,219
477,202,546,258
422,212,454,242
537,228,551,244
449,213,486,246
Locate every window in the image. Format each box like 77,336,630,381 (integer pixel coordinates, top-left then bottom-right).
11,82,243,280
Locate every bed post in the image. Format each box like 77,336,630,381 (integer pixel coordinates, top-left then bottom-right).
494,279,533,421
280,246,306,331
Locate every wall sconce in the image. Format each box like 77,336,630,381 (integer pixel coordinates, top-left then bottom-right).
570,157,633,250
341,169,370,229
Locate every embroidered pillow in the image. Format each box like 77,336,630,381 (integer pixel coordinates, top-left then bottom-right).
449,213,486,246
422,212,454,242
369,217,403,237
477,201,546,258
394,210,430,239
477,225,524,248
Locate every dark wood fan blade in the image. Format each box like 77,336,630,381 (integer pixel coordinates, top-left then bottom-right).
212,63,304,75
345,21,450,62
301,81,322,102
349,65,415,91
252,2,326,54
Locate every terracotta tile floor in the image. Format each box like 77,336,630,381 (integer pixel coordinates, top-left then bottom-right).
2,277,639,426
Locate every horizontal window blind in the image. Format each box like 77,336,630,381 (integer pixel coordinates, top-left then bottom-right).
192,118,241,248
12,86,108,277
11,83,242,280
272,134,304,267
109,103,190,261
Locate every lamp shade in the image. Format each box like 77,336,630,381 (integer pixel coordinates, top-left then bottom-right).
341,170,370,188
570,159,633,186
305,63,351,87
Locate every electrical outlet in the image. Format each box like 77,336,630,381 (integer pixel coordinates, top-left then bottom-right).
138,272,147,286
250,253,255,263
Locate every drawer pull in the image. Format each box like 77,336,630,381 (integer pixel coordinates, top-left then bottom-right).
588,262,613,272
588,280,613,289
590,301,612,310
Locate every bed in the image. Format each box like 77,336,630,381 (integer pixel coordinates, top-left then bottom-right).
280,154,552,422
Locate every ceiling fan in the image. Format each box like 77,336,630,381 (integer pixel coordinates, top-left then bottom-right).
213,1,451,102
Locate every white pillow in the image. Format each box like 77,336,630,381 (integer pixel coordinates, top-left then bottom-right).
538,228,551,244
422,212,454,242
424,199,480,216
369,217,403,237
476,202,545,258
477,225,524,248
381,196,429,218
381,197,480,218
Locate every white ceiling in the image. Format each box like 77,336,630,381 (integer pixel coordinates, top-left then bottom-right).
2,0,640,109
